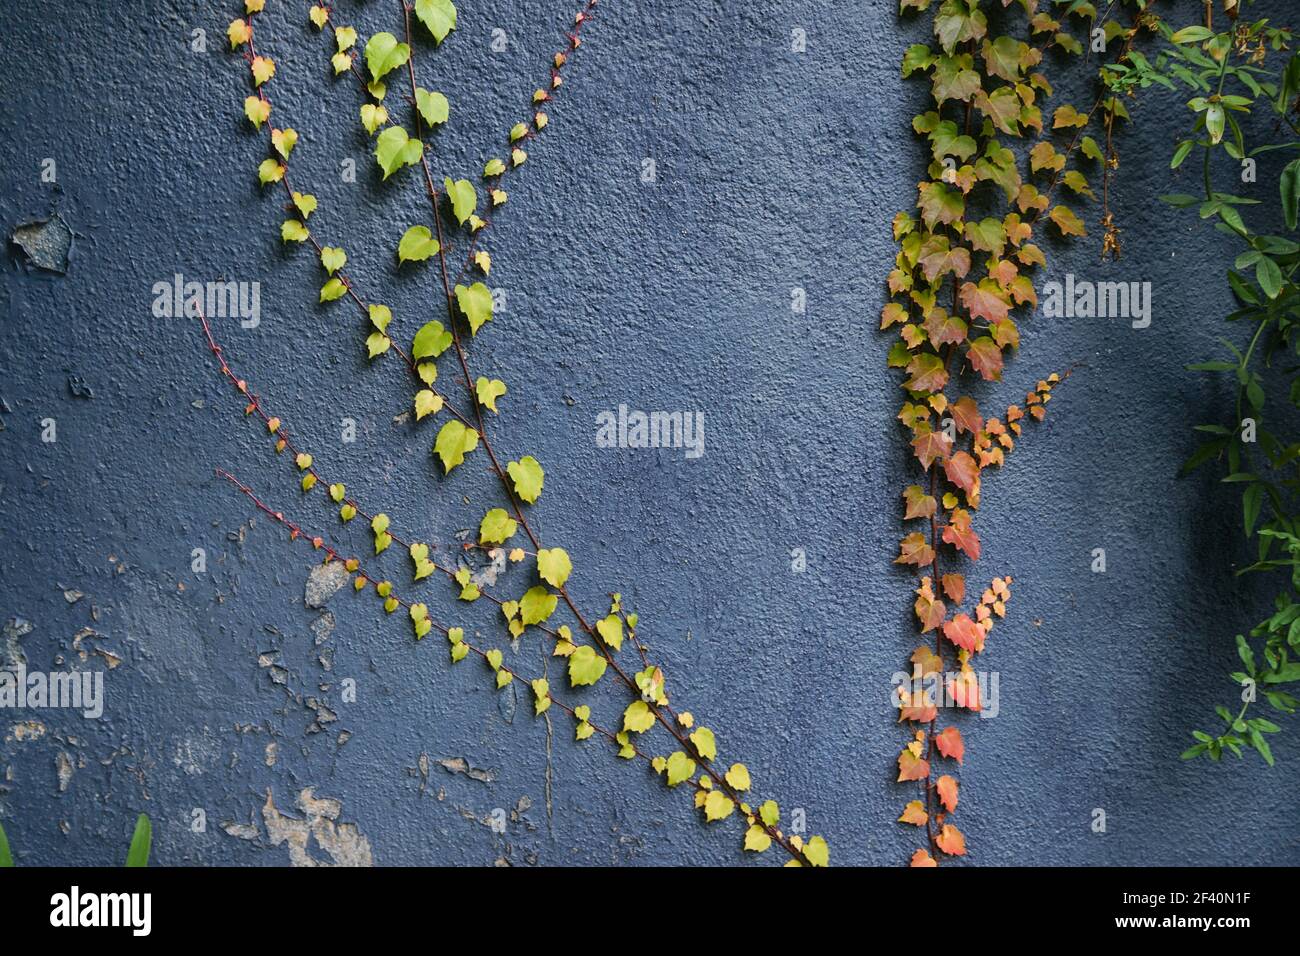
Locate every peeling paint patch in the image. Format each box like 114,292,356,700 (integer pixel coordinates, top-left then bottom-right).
56,751,75,792
10,720,45,742
304,563,349,609
438,756,495,784
261,788,373,867
11,213,73,273
3,617,32,668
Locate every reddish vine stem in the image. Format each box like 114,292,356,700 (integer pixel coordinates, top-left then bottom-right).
238,0,809,866
216,467,747,800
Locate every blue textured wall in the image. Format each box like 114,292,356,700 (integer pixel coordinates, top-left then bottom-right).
1,0,1296,866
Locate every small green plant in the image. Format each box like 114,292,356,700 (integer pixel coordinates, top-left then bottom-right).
1107,2,1299,765
0,813,151,866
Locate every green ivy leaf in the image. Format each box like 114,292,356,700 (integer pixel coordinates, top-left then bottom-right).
536,547,571,588
415,88,450,127
507,456,544,504
398,225,440,264
364,32,410,83
365,331,391,358
412,321,453,359
484,157,506,177
567,644,607,687
320,247,346,276
519,585,557,626
443,177,477,224
665,751,696,787
690,727,717,761
454,282,493,335
359,103,389,135
369,304,392,332
433,419,478,472
281,220,309,242
375,126,423,179
479,507,518,544
414,389,443,420
622,700,656,734
125,814,152,868
475,376,507,412
320,278,347,302
596,614,623,651
414,0,457,43
759,800,779,827
703,790,735,822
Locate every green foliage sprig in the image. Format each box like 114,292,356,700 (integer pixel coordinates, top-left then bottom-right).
1113,1,1300,765
0,813,151,866
889,0,1153,865
211,0,827,865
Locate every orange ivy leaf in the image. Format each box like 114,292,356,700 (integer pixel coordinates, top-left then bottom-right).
911,645,943,675
950,396,983,435
923,309,969,347
904,352,949,393
1048,205,1087,237
896,532,936,567
948,669,982,710
935,726,965,763
897,743,930,782
899,801,929,827
942,509,981,560
904,485,937,520
911,848,940,867
912,429,953,469
881,302,908,329
936,774,959,812
941,573,965,603
958,279,1011,325
943,451,980,497
914,577,947,633
936,823,967,856
942,613,983,652
965,336,1004,381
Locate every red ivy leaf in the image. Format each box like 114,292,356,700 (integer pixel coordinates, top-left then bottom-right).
943,451,980,496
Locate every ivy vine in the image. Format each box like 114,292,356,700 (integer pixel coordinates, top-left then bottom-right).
207,0,827,865
888,0,1154,865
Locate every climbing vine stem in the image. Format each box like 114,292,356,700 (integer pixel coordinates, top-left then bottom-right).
214,0,826,865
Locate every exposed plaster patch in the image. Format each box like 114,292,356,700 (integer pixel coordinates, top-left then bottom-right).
56,751,75,792
10,720,45,742
3,617,33,669
437,756,495,783
261,788,373,867
11,213,73,273
304,563,350,609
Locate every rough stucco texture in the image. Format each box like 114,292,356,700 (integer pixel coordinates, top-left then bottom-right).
1,0,1297,866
